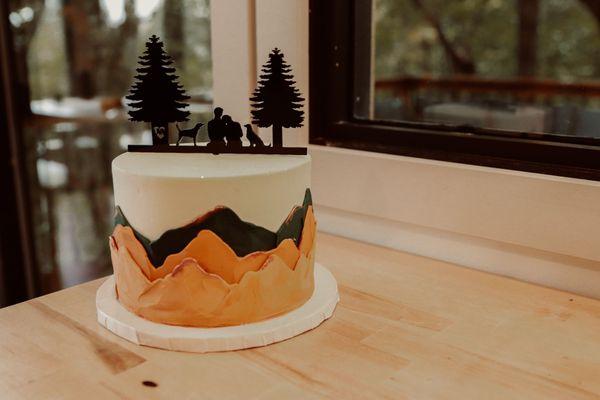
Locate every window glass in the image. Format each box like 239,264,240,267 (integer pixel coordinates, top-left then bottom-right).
8,0,212,292
360,0,600,138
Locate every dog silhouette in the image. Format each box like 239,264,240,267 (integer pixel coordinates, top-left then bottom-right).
176,122,204,146
244,124,266,147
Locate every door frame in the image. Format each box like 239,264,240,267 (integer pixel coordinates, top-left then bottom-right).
0,0,38,305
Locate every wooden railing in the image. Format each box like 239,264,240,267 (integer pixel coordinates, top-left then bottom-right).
375,76,600,99
374,76,600,121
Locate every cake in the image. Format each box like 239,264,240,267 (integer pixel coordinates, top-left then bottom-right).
106,37,321,331
109,152,316,327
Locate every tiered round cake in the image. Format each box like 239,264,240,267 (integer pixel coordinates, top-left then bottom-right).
108,152,316,328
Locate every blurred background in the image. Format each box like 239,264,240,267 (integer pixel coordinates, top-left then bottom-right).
367,0,600,136
4,0,212,296
1,0,599,303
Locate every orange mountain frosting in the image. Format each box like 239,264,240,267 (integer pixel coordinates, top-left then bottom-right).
109,206,316,327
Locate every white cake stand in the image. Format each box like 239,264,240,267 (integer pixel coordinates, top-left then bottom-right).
96,263,339,353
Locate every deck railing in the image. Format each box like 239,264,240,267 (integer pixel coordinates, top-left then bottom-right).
375,76,600,118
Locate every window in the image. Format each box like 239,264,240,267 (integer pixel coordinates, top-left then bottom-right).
4,0,212,295
310,0,600,180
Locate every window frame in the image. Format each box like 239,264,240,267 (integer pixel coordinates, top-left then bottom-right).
308,0,600,181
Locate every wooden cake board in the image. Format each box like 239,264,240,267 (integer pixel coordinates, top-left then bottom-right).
96,263,339,353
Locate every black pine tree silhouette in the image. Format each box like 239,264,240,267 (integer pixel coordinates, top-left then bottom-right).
126,35,190,145
250,48,304,148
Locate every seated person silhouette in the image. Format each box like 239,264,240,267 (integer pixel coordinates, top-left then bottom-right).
207,107,226,150
244,124,265,147
223,115,243,149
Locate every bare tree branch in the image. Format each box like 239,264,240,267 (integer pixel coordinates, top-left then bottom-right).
410,0,476,74
518,0,539,77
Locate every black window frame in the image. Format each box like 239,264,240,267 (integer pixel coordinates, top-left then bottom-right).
309,0,600,181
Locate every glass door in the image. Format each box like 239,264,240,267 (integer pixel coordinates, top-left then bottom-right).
4,0,213,296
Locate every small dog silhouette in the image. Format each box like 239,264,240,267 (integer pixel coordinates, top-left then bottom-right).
176,122,204,146
244,124,265,147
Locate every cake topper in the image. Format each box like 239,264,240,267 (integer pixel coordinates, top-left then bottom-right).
127,37,306,155
176,122,204,146
126,35,191,145
250,48,305,148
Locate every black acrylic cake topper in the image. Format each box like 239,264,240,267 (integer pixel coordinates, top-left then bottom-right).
126,37,306,155
250,48,305,148
126,35,191,145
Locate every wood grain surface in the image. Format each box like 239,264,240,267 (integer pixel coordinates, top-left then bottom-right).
1,233,599,399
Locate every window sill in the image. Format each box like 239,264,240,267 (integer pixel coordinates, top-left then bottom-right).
309,144,600,298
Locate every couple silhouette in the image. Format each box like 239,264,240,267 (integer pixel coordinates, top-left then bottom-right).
207,107,265,149
207,107,243,149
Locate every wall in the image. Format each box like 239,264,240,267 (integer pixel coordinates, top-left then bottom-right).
210,0,309,145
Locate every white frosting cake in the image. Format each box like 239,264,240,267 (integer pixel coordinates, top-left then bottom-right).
109,151,316,328
107,36,319,329
112,152,311,239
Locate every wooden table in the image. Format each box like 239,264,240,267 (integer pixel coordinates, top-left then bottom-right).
1,233,599,399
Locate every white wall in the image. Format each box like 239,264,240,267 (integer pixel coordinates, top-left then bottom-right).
255,0,309,146
211,0,309,145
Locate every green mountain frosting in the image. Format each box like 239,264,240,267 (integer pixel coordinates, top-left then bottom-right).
114,188,313,267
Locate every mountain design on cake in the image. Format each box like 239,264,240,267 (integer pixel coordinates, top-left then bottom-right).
115,188,313,267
